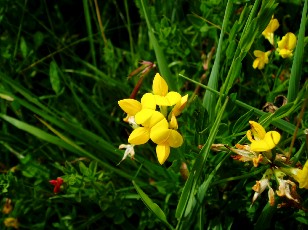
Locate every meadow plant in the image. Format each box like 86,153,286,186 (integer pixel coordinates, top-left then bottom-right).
0,0,307,229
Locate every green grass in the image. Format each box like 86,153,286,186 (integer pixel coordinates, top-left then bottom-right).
0,0,307,229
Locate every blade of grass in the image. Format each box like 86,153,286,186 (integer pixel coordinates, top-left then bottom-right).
140,0,176,91
175,97,229,228
0,80,173,183
219,0,277,97
0,113,134,180
124,0,135,59
180,74,301,136
68,82,110,141
287,0,307,103
202,0,233,123
0,114,80,155
83,0,97,67
133,180,174,229
254,200,277,230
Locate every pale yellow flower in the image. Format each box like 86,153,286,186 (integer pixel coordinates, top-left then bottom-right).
4,217,19,229
262,18,279,45
252,50,271,70
274,169,300,203
118,144,135,165
251,169,275,205
277,32,297,58
228,144,265,167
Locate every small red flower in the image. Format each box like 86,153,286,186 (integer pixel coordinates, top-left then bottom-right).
49,177,64,193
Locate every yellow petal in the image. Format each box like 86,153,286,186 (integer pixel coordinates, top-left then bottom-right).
172,94,188,116
250,131,280,151
262,18,279,45
262,18,279,34
268,18,279,32
165,92,182,106
154,95,171,106
118,99,142,115
150,119,169,144
252,51,270,70
151,126,170,144
128,127,150,145
156,145,170,164
278,49,293,58
278,32,297,51
148,111,167,128
248,121,266,141
169,113,178,129
252,59,260,69
153,73,168,96
154,92,181,106
295,160,308,189
167,130,183,148
286,33,297,50
134,109,154,125
253,50,264,57
141,93,156,110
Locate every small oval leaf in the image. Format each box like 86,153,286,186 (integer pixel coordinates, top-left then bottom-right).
49,61,61,94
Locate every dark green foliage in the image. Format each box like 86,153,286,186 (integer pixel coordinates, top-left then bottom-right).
0,0,307,229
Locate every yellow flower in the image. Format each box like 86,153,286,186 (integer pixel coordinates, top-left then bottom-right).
291,160,308,189
252,50,271,70
128,110,167,145
150,117,183,164
246,121,280,151
277,32,297,58
262,18,279,45
118,93,156,125
118,93,156,116
4,217,19,229
2,198,13,214
152,73,181,106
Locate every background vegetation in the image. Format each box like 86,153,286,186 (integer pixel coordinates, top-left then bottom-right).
0,0,307,229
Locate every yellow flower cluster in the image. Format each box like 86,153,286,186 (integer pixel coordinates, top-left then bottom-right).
118,73,188,164
252,17,297,70
229,121,281,167
227,121,308,207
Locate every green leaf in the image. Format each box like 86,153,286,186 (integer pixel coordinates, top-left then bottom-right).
33,31,44,49
89,161,97,176
271,102,295,120
20,36,28,58
79,161,89,177
49,61,61,94
232,109,254,134
132,180,173,229
254,201,277,230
